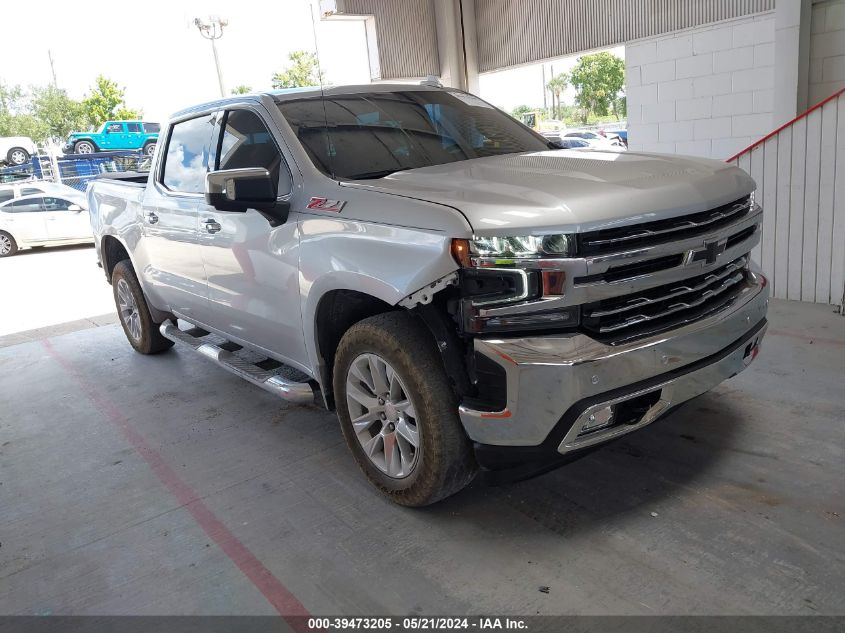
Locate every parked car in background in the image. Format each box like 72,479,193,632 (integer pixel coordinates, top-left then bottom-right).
606,129,628,146
0,181,85,205
556,138,591,149
563,129,625,149
0,191,92,257
0,136,38,166
63,121,160,156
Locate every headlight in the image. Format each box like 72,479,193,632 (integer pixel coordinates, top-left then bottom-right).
451,236,579,334
468,233,575,261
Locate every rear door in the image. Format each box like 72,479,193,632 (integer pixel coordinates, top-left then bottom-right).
133,114,213,319
125,122,145,149
196,106,308,367
43,196,90,240
0,197,48,242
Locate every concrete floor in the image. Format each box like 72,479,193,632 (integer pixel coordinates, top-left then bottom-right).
0,244,114,340
0,299,843,616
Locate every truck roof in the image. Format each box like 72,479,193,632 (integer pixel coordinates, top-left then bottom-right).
170,83,447,120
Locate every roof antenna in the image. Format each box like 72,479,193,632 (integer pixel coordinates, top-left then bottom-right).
309,1,335,180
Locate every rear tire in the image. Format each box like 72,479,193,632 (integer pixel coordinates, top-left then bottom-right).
333,311,476,506
111,260,173,354
6,148,30,166
74,140,96,154
0,231,18,257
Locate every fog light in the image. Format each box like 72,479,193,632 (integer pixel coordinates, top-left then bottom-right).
581,405,614,433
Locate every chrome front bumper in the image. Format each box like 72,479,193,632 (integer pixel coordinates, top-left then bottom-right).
459,271,769,451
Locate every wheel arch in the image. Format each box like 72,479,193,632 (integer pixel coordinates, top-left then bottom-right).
311,288,395,410
0,228,19,254
100,234,132,282
74,138,99,151
6,146,30,163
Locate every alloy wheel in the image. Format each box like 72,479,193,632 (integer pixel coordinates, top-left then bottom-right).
0,234,12,256
116,278,142,342
10,150,27,165
346,353,421,478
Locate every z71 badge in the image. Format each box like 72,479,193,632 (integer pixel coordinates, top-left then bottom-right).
306,197,346,213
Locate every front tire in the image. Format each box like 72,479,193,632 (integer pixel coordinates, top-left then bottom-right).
111,260,173,354
74,140,96,154
0,231,18,257
143,142,156,157
334,312,476,506
6,148,30,166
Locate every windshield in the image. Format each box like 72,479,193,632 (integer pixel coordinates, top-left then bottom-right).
277,89,551,180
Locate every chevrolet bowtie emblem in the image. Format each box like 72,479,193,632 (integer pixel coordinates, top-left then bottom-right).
686,238,728,266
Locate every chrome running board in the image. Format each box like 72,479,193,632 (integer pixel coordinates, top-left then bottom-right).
160,321,318,405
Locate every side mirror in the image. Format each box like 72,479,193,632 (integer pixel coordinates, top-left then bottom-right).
205,168,290,226
68,204,83,212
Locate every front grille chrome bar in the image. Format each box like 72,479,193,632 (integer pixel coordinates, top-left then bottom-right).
580,196,751,252
590,270,745,334
587,256,748,318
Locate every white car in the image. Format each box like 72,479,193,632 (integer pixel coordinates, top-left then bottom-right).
0,137,38,166
562,130,625,149
0,181,85,205
0,192,93,257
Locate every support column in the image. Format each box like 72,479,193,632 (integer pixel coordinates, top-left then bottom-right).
774,0,813,126
433,0,479,93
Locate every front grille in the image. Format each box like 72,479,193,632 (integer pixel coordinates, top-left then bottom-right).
581,256,749,343
578,196,752,256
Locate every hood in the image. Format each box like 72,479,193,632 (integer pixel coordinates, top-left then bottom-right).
342,149,755,236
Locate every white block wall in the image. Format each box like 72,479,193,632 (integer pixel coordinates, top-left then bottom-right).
809,0,845,105
627,13,775,159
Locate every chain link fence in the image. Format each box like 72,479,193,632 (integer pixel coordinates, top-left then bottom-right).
0,150,149,191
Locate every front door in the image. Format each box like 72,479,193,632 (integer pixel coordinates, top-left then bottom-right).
43,196,90,240
134,113,214,319
100,122,127,150
196,107,308,369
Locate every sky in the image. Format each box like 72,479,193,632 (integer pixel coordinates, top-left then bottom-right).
0,0,623,121
0,0,372,121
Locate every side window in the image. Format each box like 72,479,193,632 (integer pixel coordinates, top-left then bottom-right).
21,187,44,196
107,123,124,133
161,114,214,194
218,109,291,196
0,190,13,204
127,123,142,133
144,122,161,133
43,197,74,211
5,198,45,213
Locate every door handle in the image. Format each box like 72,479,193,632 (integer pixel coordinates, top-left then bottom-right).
146,211,159,224
204,219,222,234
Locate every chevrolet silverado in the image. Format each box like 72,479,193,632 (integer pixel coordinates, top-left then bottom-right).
87,84,768,506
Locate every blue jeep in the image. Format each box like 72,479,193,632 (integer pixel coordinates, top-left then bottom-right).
63,121,160,156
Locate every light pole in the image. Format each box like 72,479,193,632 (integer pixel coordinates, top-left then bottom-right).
194,15,228,98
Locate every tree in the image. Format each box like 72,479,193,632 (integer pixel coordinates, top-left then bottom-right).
546,73,569,120
569,52,625,124
271,51,324,89
510,104,534,120
82,75,142,128
231,85,252,95
0,82,48,142
31,86,89,141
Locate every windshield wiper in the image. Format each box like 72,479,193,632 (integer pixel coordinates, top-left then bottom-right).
347,167,415,180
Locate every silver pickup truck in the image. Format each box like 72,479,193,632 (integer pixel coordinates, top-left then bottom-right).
88,84,768,506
